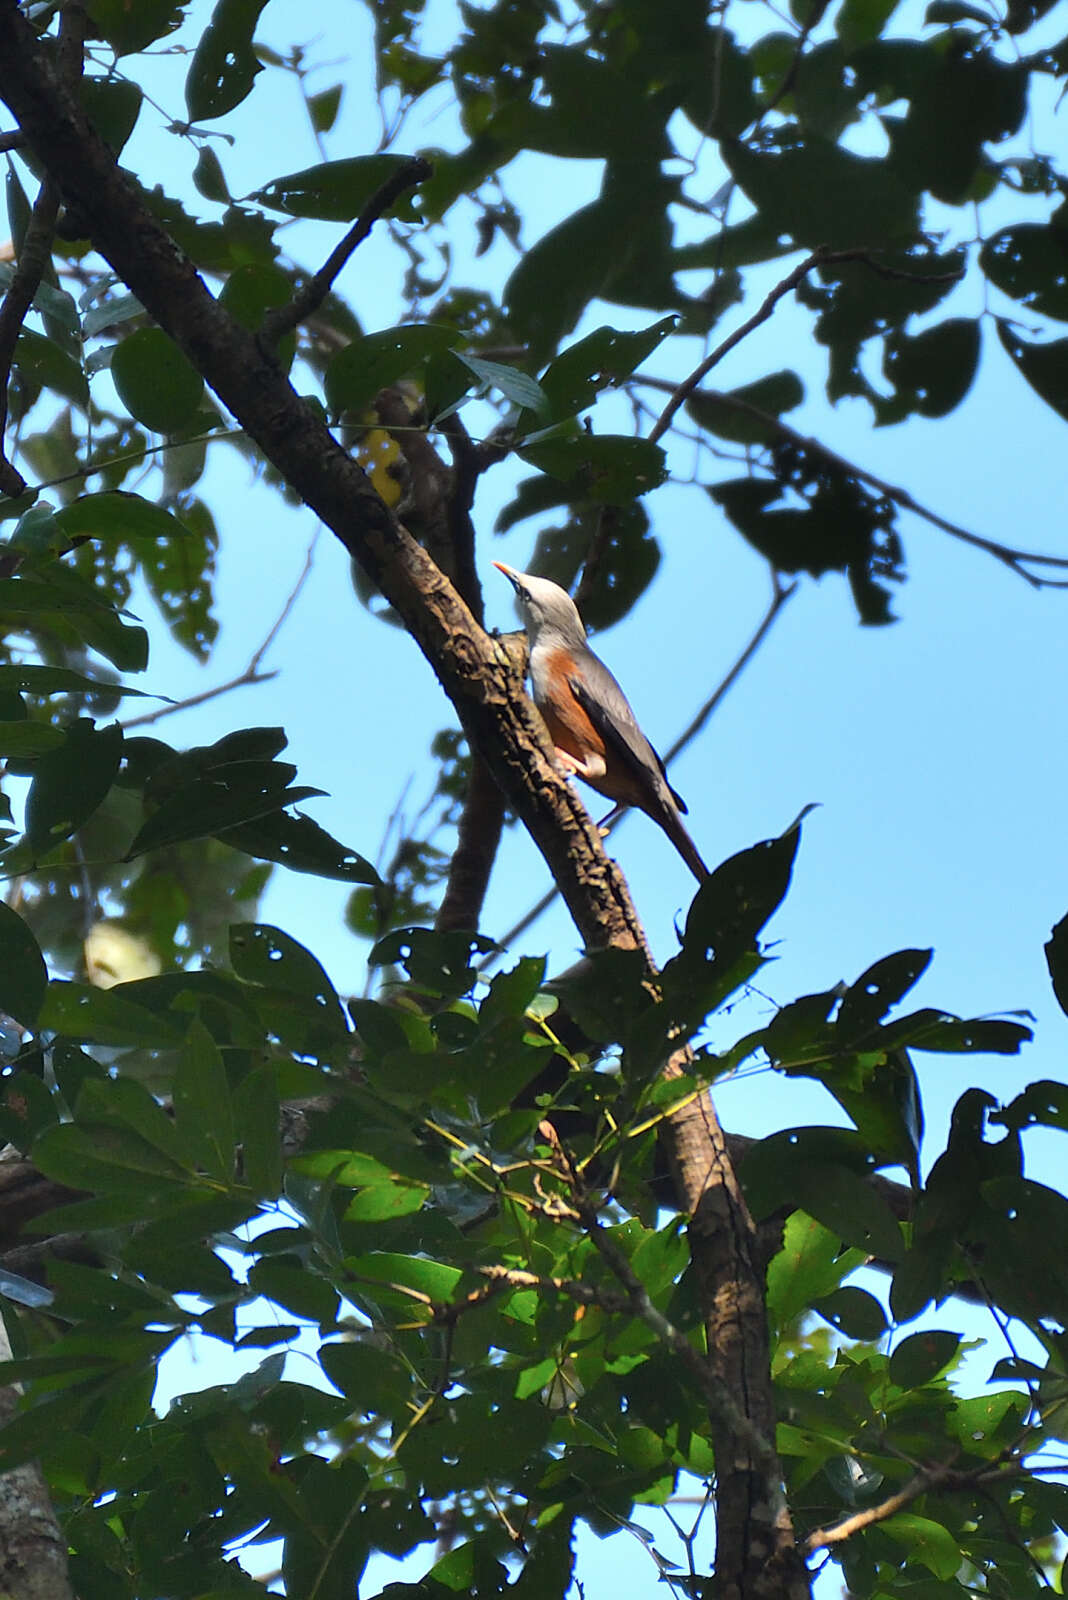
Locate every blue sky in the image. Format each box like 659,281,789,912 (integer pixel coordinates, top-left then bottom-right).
14,0,1068,1588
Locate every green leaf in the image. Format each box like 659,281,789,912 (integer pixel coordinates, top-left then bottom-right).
254,154,424,221
218,263,296,369
229,924,346,1028
676,809,810,974
309,84,343,134
31,1119,192,1195
87,0,182,54
173,1021,235,1183
0,665,150,700
686,370,805,445
836,949,932,1041
82,290,145,338
724,135,919,248
879,1513,961,1580
324,324,458,416
0,721,65,757
185,0,269,121
992,1078,1068,1134
192,145,231,203
982,223,1068,321
838,0,902,46
0,902,47,1027
766,1213,866,1327
453,351,549,416
517,432,667,505
54,491,195,545
369,927,496,999
318,1341,411,1415
233,1065,282,1197
888,1329,960,1388
220,808,379,883
796,1161,904,1260
997,319,1068,420
883,318,981,416
1046,911,1068,1017
344,1181,428,1222
39,980,187,1047
23,720,123,858
0,571,149,673
812,1287,888,1339
346,1251,463,1308
81,75,143,154
76,1075,190,1166
539,318,676,420
126,761,322,856
14,328,88,409
111,328,205,434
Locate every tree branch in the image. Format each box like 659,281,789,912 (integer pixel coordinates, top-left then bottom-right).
648,248,961,448
644,378,1068,589
0,2,85,498
119,535,316,730
259,155,432,349
0,174,59,497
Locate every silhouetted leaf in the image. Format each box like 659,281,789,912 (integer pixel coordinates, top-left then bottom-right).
813,1287,888,1339
87,0,182,54
221,808,379,883
836,949,932,1041
518,432,667,505
0,902,47,1027
724,135,919,248
325,325,458,416
23,720,123,858
982,223,1068,320
185,0,269,120
883,318,980,416
255,154,423,220
888,1329,960,1388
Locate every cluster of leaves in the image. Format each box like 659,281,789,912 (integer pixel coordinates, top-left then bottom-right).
0,799,1065,1596
2,1,1068,1596
5,0,1068,661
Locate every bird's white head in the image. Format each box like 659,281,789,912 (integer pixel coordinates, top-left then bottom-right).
493,562,588,648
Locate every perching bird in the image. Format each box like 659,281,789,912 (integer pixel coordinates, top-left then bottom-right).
494,562,709,882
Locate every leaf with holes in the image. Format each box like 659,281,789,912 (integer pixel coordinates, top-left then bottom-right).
185,0,269,120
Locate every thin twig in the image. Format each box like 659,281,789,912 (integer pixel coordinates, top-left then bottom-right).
0,130,23,153
804,1455,1030,1554
120,535,317,730
259,156,432,349
758,0,832,121
491,573,797,953
648,248,961,448
645,379,1068,588
661,571,797,765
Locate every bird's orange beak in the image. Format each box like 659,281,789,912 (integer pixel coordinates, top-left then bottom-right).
493,560,522,591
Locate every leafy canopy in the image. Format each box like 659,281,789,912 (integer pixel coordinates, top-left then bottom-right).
0,0,1068,1596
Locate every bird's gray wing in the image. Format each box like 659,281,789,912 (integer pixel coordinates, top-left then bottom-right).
567,653,688,815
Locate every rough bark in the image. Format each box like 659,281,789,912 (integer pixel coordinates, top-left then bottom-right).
0,1315,75,1600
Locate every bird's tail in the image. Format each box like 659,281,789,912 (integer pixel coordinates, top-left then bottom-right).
659,804,709,883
